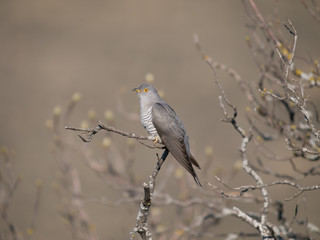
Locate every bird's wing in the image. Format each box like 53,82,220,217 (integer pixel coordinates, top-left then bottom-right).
151,103,198,175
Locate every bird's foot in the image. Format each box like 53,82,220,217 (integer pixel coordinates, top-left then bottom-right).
147,135,162,144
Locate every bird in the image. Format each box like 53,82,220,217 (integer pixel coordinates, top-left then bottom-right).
133,83,201,186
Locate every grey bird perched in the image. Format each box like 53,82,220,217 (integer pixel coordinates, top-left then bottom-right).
133,83,201,186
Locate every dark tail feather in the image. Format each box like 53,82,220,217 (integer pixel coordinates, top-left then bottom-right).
190,154,201,169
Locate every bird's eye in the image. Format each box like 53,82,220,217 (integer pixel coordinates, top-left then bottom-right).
143,88,148,92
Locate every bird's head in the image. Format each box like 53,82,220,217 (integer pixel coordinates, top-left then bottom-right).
133,83,162,105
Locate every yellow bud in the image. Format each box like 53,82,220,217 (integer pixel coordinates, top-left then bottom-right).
174,168,184,179
26,228,34,236
104,110,114,122
102,137,112,149
80,121,89,129
174,229,185,236
88,109,96,120
145,73,155,83
1,146,8,155
290,124,296,130
89,224,96,232
205,146,213,157
245,106,251,112
256,135,262,141
53,106,62,116
295,69,302,76
35,179,43,188
233,160,242,171
72,92,81,102
314,60,319,65
287,53,292,60
245,36,250,42
282,48,289,56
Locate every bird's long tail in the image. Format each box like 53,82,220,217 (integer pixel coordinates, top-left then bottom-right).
190,154,201,186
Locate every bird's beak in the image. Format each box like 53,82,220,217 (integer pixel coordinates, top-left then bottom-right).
132,88,141,93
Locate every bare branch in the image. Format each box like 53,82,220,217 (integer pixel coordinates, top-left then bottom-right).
195,32,274,238
65,122,164,149
214,177,320,201
130,149,169,240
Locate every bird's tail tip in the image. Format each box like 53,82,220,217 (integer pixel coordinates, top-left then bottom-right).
194,175,202,187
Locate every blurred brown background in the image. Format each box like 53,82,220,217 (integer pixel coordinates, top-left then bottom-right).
1,0,320,239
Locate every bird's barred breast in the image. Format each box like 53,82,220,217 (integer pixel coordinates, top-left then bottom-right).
140,108,158,136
